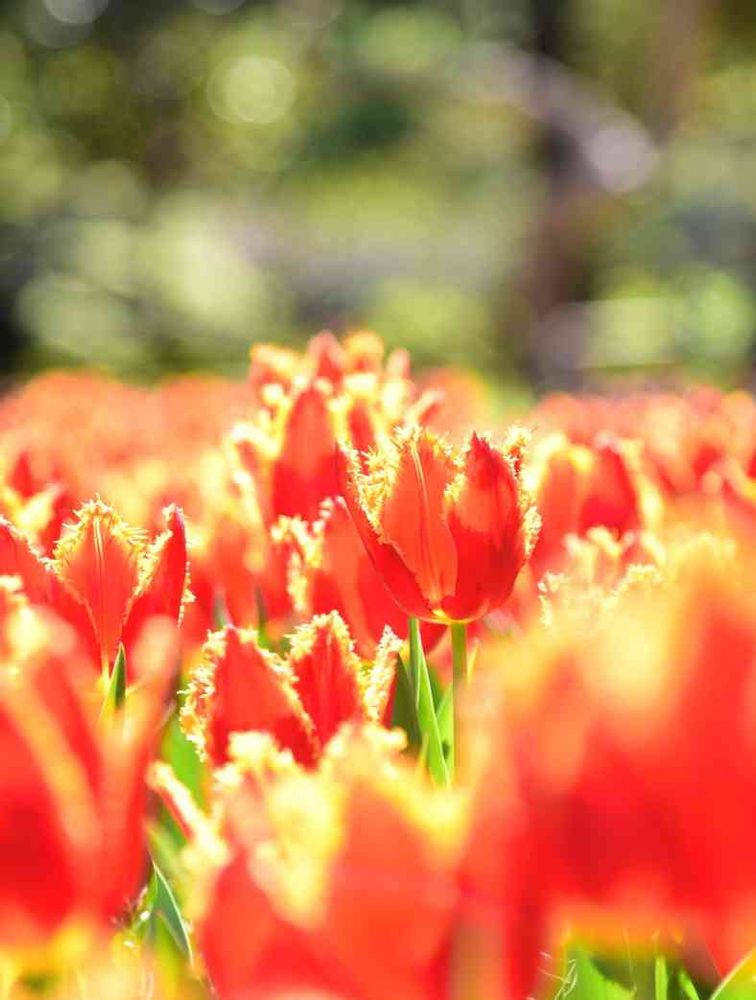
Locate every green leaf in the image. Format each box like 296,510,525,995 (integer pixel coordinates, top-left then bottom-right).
392,653,421,747
436,684,454,769
99,643,126,726
562,949,635,1000
710,951,756,1000
677,970,701,1000
656,955,669,1000
146,859,192,961
416,659,453,765
408,618,449,786
162,714,206,810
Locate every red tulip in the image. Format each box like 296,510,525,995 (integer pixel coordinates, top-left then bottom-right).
181,612,401,767
338,426,540,623
0,501,188,676
274,497,443,659
0,598,176,950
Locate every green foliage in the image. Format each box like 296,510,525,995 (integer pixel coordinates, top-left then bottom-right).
99,643,126,726
710,952,756,1000
0,0,752,384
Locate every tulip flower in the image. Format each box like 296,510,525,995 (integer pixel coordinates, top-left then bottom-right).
525,431,659,580
464,550,756,969
249,328,414,399
0,597,176,952
232,370,438,527
337,426,540,625
0,500,189,677
156,729,462,1000
181,612,401,767
273,497,443,659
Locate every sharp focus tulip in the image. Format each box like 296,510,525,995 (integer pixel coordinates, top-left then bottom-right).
337,426,540,624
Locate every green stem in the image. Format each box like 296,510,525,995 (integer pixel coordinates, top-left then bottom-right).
450,621,468,777
407,617,450,786
408,617,422,709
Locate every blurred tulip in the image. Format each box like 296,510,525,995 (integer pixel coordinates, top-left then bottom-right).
169,729,463,1000
463,552,756,968
181,613,401,767
525,432,658,580
0,600,176,954
249,330,414,400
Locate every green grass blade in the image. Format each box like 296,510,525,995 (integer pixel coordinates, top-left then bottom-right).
566,949,634,1000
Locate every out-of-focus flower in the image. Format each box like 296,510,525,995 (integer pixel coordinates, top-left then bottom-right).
274,497,443,659
463,551,756,968
249,329,414,401
0,374,250,524
534,388,756,500
0,598,176,955
0,450,73,556
232,379,343,525
181,454,294,647
181,612,401,767
232,381,436,527
338,426,540,623
525,432,658,579
702,458,756,542
5,950,188,999
0,501,189,676
234,332,440,526
157,728,463,1000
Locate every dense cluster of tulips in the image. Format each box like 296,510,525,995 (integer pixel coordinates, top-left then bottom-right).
0,331,754,1000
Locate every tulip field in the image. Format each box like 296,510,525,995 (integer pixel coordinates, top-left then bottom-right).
0,330,754,1000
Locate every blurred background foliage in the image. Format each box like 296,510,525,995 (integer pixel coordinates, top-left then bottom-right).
0,0,754,389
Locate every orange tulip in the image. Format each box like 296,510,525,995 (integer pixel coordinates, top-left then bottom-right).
338,426,540,623
181,612,401,767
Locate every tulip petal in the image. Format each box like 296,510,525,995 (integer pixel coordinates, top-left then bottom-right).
319,779,458,1000
272,383,340,521
337,445,434,620
443,434,533,621
0,703,79,945
288,613,367,748
121,505,189,669
54,500,146,667
182,627,317,767
380,430,458,609
0,517,100,669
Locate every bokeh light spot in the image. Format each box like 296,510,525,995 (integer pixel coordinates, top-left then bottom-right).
42,0,108,26
207,56,295,125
